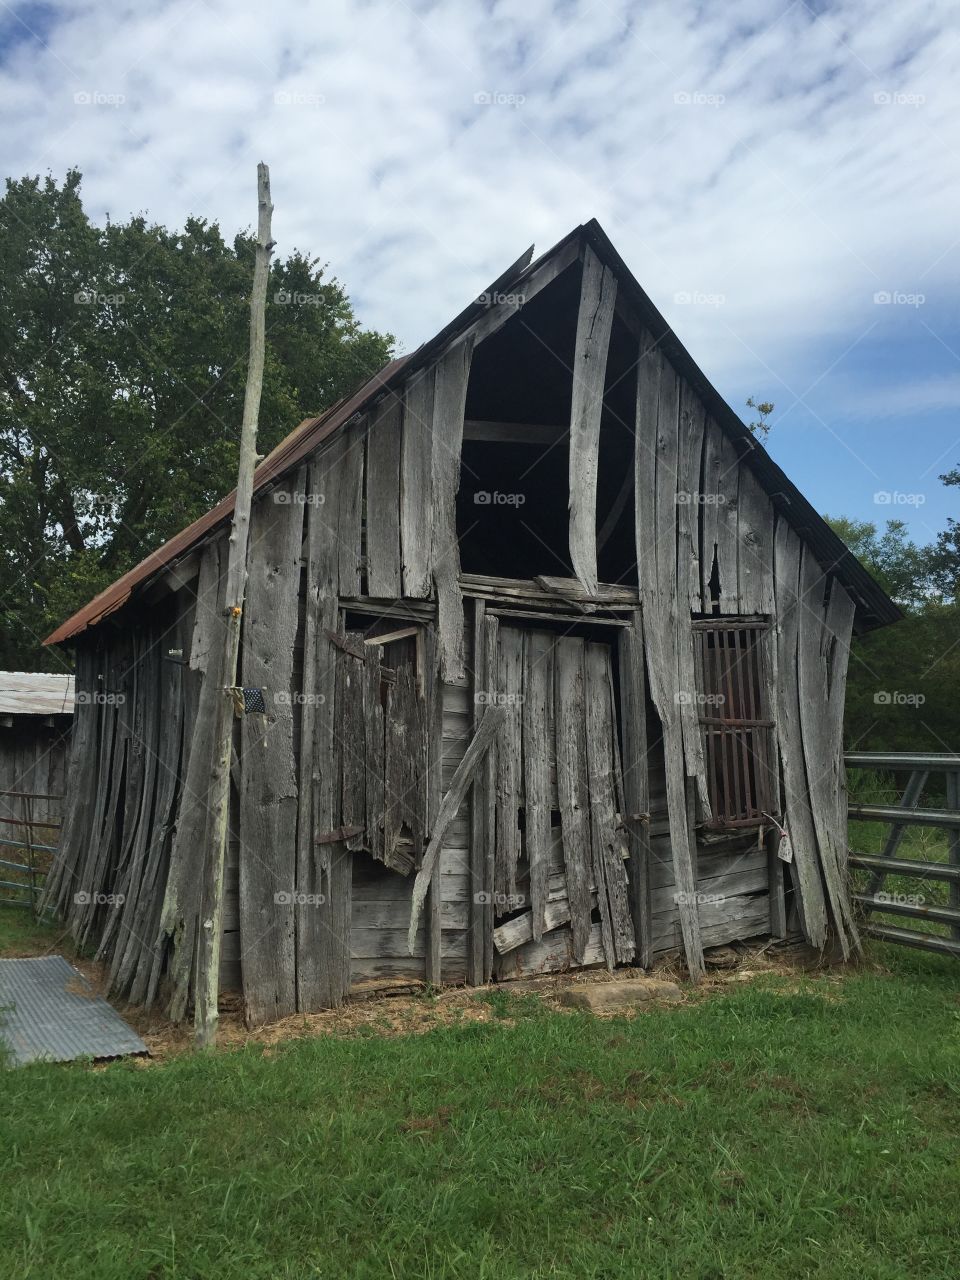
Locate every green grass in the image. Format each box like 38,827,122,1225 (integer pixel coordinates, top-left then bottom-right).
2,942,959,1279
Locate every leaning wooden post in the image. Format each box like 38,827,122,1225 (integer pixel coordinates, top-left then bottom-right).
194,163,274,1048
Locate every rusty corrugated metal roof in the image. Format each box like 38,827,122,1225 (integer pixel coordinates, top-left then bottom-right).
44,357,412,645
0,955,147,1065
44,220,900,644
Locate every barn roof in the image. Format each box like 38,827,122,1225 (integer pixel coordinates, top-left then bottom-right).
0,672,74,716
45,220,900,646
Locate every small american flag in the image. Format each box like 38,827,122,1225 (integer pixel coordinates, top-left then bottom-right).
242,688,266,715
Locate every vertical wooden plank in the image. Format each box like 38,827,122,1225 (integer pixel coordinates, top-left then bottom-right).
494,625,524,900
481,614,499,981
584,642,635,965
337,420,366,597
737,465,773,615
634,333,662,602
714,430,741,612
238,477,305,1025
677,382,706,613
423,627,444,986
365,394,403,598
384,659,424,869
569,244,618,596
618,613,653,968
160,537,228,1020
297,437,349,1011
699,417,724,608
772,518,828,948
339,638,366,852
400,366,436,598
523,629,552,942
468,599,486,985
634,341,705,983
363,643,385,862
431,340,474,681
798,557,858,956
554,638,593,963
767,826,788,938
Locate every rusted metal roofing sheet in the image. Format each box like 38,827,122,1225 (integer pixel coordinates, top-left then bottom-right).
0,672,74,716
44,220,899,645
0,955,147,1066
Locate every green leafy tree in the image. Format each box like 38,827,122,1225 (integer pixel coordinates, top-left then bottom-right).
929,465,959,600
826,511,959,752
825,515,936,612
0,170,394,669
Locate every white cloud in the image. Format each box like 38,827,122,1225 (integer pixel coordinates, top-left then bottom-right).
1,0,958,398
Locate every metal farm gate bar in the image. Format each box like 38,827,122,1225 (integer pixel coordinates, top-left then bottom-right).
0,791,62,914
846,752,960,957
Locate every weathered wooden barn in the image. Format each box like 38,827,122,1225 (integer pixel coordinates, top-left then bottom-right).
43,221,898,1024
0,672,73,826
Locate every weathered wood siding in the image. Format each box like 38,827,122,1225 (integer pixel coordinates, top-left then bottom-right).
0,718,71,826
632,332,858,968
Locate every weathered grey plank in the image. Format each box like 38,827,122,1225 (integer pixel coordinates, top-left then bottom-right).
238,478,305,1025
431,340,474,681
480,614,499,980
468,600,486,985
553,638,594,963
737,463,773,615
568,245,617,596
494,625,524,900
400,366,436,598
618,613,653,967
798,556,858,956
363,643,386,863
677,381,706,612
337,419,366,597
339,637,366,853
634,340,705,983
698,417,724,608
497,921,606,979
493,887,599,953
365,394,403,597
583,642,635,965
714,429,741,611
422,627,444,986
297,439,349,1011
772,517,828,948
523,629,552,942
160,536,228,1020
407,705,507,951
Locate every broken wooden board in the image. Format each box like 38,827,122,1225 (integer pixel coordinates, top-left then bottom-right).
568,244,617,596
238,478,305,1026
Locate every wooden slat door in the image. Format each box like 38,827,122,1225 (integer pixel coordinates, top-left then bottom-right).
490,626,635,973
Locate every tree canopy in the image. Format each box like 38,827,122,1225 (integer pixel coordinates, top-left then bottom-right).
0,169,394,670
825,500,959,754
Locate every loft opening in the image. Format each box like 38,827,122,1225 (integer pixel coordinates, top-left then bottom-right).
456,257,638,584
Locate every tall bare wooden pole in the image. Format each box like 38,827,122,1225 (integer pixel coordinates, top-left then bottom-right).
194,163,274,1048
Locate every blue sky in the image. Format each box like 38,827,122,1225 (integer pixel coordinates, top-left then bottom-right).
1,0,957,546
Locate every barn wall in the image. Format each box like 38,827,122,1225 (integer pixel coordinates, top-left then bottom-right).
0,717,71,827
629,331,857,980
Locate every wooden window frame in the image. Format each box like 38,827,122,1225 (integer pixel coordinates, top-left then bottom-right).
692,617,775,829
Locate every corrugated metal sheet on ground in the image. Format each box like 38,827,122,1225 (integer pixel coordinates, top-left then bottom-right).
0,955,147,1066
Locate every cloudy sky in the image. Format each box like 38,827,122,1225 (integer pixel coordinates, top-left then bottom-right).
1,0,957,541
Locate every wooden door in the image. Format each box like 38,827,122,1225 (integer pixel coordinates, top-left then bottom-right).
487,625,635,975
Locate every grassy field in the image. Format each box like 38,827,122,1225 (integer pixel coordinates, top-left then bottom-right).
2,911,959,1279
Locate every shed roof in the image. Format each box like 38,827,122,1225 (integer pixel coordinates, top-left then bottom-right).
0,672,74,716
45,220,900,645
